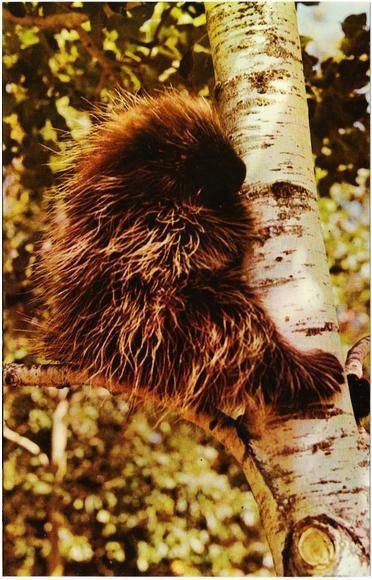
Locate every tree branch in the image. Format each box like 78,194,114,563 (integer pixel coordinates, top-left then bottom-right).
3,8,88,30
3,424,49,466
76,26,121,73
345,336,370,378
345,336,370,423
148,5,174,58
3,362,247,464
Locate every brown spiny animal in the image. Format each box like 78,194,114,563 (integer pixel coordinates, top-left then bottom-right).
37,91,344,416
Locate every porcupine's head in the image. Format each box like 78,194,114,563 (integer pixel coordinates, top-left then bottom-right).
119,91,248,209
58,91,250,285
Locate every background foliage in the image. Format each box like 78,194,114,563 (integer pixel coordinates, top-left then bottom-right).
3,2,369,576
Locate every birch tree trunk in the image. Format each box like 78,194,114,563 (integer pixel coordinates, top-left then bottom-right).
205,1,369,576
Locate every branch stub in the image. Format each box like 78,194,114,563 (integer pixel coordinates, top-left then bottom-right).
298,525,335,570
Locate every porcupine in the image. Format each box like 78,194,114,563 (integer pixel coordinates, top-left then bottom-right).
38,91,344,419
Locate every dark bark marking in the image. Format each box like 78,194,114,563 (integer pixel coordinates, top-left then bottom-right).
306,322,339,336
311,437,335,454
258,224,304,243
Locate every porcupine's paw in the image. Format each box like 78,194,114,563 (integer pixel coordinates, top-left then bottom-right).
257,347,345,409
281,349,344,407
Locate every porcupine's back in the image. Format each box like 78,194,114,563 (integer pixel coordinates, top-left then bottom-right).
37,91,251,406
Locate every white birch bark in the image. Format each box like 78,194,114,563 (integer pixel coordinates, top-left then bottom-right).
205,1,369,576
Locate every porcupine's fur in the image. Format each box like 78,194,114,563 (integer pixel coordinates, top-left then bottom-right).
37,91,344,417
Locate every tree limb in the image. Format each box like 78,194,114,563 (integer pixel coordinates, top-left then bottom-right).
3,362,247,464
3,424,49,466
76,26,121,73
3,8,88,30
345,336,370,423
345,336,370,378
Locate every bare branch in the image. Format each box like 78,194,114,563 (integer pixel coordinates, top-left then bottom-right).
102,3,117,19
148,5,173,58
345,336,370,378
4,362,99,390
51,391,70,481
76,26,120,72
3,8,88,30
3,362,247,463
3,424,49,466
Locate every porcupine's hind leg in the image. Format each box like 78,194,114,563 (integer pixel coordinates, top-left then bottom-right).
182,272,344,416
234,290,344,410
